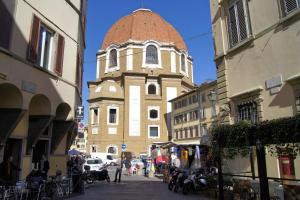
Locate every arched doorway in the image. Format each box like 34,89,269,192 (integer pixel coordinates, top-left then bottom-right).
0,83,24,182
27,94,52,169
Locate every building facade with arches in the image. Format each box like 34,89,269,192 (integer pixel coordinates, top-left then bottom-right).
0,0,87,180
87,9,195,157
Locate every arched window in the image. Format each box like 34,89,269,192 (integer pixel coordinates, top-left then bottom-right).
149,109,158,119
181,54,186,72
146,45,158,64
107,146,117,154
148,84,156,95
109,49,117,68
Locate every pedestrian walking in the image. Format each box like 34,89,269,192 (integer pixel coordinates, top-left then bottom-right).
114,158,123,182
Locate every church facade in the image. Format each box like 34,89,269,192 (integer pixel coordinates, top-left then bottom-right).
87,9,195,157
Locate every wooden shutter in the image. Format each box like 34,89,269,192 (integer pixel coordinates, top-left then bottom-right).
55,34,65,76
28,15,40,62
0,0,14,49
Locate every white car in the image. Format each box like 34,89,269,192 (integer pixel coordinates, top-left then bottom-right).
90,153,117,166
83,158,104,171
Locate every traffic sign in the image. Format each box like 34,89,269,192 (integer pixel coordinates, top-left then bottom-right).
78,122,85,133
121,144,126,151
75,106,84,119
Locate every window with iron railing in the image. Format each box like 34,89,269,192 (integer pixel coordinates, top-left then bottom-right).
237,101,258,123
280,0,300,17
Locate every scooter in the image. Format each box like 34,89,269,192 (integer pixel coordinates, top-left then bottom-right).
182,169,207,195
83,164,110,184
174,169,189,192
168,167,181,191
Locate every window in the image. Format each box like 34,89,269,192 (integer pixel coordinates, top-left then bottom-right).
190,127,194,138
201,125,207,136
237,102,258,123
107,146,117,154
91,108,99,125
181,54,186,72
149,126,159,138
146,45,158,64
175,130,179,139
200,108,206,119
174,102,178,110
194,125,199,137
189,96,192,104
109,108,117,124
296,89,300,113
148,84,157,95
28,16,64,76
280,0,300,17
184,128,188,139
149,109,158,119
37,25,54,69
109,49,117,68
228,0,251,47
107,107,118,125
193,95,198,103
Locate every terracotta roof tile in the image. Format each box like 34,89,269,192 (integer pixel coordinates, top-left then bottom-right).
101,9,187,50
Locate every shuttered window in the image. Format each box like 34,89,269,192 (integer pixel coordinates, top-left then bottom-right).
55,34,65,76
228,0,251,47
280,0,300,17
76,53,83,91
28,15,41,62
28,15,64,76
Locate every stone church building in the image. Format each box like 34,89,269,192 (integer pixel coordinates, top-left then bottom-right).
87,9,195,157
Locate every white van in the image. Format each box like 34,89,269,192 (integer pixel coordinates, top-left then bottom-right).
90,153,117,166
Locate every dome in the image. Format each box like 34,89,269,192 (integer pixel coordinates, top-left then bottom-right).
101,9,187,50
94,80,124,99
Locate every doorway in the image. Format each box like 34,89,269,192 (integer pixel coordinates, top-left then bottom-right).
32,140,49,169
3,138,22,182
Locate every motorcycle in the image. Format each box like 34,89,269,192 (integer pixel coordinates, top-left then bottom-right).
182,168,207,195
174,169,189,192
83,164,110,184
168,167,181,191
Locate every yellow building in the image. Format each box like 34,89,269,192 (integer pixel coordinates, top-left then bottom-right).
209,0,300,179
70,127,88,154
0,0,87,180
87,9,195,158
170,80,219,146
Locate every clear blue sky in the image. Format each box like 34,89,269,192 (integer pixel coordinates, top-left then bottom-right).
82,0,216,123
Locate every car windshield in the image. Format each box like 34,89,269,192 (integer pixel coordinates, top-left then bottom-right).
87,159,102,164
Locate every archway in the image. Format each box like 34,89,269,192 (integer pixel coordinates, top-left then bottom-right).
51,103,74,154
27,94,52,168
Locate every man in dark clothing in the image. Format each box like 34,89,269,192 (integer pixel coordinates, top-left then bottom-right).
114,153,125,182
0,156,21,185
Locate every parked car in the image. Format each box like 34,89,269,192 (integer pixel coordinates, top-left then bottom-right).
83,158,104,171
90,153,117,166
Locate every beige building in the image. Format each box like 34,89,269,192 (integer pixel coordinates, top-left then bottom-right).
70,127,88,153
170,80,218,146
210,0,300,178
0,0,87,180
87,9,195,157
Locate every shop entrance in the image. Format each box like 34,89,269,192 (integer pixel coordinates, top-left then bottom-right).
32,140,49,169
3,138,22,182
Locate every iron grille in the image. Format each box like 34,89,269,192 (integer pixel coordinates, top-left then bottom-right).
284,0,299,14
229,5,239,46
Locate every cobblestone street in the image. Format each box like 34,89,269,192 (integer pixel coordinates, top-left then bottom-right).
69,168,214,200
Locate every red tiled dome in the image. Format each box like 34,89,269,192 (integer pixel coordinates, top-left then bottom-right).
101,9,187,50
